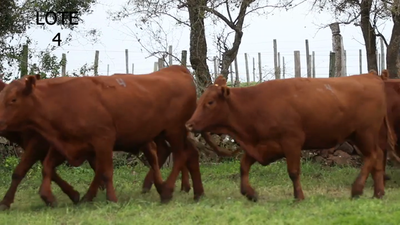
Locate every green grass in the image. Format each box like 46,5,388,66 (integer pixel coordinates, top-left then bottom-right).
1,160,400,224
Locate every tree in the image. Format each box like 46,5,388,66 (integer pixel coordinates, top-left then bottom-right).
0,0,98,81
111,0,300,92
313,0,400,78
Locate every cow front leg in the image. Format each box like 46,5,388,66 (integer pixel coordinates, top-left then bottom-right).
240,153,257,202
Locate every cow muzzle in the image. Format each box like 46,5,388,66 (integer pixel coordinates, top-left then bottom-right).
0,121,7,131
185,122,194,131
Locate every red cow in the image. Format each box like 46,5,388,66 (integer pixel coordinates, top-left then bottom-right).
0,66,215,206
186,71,398,201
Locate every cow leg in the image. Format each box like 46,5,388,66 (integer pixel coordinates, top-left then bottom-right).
49,170,81,204
371,146,385,198
81,145,117,203
240,152,257,202
39,147,67,207
87,156,106,191
284,147,305,201
141,142,164,195
351,134,375,198
142,140,191,194
180,166,191,193
0,146,43,210
184,138,204,201
160,134,189,203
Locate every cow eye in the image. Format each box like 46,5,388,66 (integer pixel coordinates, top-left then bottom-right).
11,98,16,103
207,101,214,105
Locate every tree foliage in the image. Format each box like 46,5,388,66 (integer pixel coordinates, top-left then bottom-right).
313,0,400,77
111,0,301,92
0,0,98,81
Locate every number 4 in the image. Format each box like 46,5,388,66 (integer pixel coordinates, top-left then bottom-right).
52,33,62,46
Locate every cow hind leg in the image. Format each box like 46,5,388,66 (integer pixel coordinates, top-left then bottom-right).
39,148,66,207
87,156,106,191
284,147,305,201
142,139,191,194
184,138,204,201
141,142,164,195
371,145,385,198
351,133,377,198
180,166,191,193
81,143,117,203
160,132,190,203
240,152,257,202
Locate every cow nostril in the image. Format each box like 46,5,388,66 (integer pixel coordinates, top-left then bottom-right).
185,123,193,131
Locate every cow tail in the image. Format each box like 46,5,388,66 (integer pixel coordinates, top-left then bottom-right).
384,115,400,162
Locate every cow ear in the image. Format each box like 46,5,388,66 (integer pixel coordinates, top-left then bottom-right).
214,75,227,86
381,69,389,80
220,86,230,98
23,75,37,95
35,74,41,80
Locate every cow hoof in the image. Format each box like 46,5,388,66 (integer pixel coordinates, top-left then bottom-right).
46,200,58,208
71,192,81,204
0,204,10,211
181,186,191,193
193,194,204,202
79,195,93,204
246,195,258,202
141,188,151,194
160,196,172,204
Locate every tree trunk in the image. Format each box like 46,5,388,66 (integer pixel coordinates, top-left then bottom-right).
360,0,378,72
187,0,212,92
386,4,400,78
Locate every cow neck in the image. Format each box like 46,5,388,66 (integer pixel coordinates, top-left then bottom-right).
26,86,59,140
223,87,260,144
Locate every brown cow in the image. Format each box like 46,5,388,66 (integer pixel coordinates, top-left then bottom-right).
186,71,397,201
0,75,236,209
0,65,207,206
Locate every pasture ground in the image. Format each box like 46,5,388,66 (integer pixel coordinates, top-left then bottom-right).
1,159,400,224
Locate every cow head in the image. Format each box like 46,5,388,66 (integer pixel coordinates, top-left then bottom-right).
186,83,231,133
0,75,41,131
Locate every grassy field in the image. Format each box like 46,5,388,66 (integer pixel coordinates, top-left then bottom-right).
1,160,400,225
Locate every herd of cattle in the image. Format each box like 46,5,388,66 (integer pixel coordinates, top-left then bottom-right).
0,65,399,210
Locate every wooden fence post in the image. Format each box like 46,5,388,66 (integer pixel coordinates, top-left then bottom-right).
181,50,187,67
329,52,336,78
234,57,239,87
278,52,281,79
125,49,129,73
282,56,286,79
258,52,262,83
294,51,301,78
94,50,99,76
230,64,233,86
20,44,28,78
131,63,134,74
380,37,385,71
61,53,67,76
273,39,280,79
329,23,345,77
158,58,164,70
245,53,250,85
168,45,173,66
153,62,158,72
213,56,218,79
305,39,311,78
312,51,315,78
107,64,109,75
359,49,362,74
252,57,256,82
